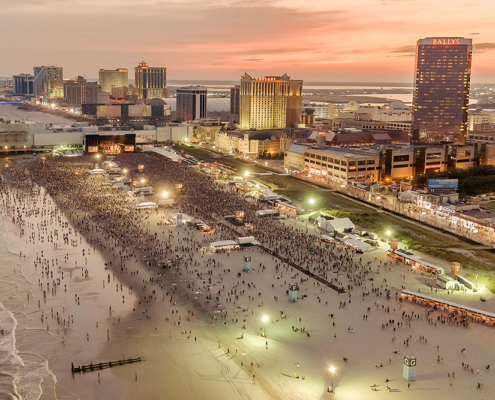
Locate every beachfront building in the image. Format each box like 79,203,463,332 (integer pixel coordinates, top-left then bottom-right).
412,37,472,145
214,130,284,156
284,141,484,183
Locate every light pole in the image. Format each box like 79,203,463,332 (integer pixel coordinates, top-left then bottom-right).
262,315,268,337
329,366,336,393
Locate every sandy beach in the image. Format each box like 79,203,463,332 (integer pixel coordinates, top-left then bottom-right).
0,153,494,400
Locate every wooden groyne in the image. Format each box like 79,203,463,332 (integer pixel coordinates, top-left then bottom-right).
71,357,142,373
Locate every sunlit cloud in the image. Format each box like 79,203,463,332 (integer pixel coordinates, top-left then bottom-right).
0,0,493,82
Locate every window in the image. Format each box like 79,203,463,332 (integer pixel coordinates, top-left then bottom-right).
426,152,441,159
358,167,366,171
367,160,375,165
348,161,356,166
393,164,409,169
393,155,410,162
358,160,366,165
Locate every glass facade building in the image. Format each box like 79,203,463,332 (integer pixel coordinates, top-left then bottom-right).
412,37,472,145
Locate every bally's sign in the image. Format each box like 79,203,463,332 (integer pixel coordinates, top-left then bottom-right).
433,38,460,45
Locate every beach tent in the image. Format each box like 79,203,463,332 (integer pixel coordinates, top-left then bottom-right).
89,168,106,174
136,202,158,209
170,213,193,223
344,238,373,252
318,218,354,234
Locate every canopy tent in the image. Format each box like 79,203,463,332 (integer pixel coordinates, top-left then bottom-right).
344,238,372,252
136,202,158,209
318,217,354,233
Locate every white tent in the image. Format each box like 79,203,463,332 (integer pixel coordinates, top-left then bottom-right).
344,238,372,252
318,218,354,234
89,168,106,175
170,213,193,222
136,202,158,209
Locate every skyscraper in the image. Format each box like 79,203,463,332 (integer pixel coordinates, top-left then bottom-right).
230,85,240,123
13,74,34,96
134,60,167,99
412,37,472,145
64,77,98,106
99,68,128,95
176,86,207,122
239,73,303,130
33,66,63,98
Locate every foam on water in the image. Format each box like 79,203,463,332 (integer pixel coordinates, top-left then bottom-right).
0,209,57,400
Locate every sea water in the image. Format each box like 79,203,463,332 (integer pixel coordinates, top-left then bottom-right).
0,211,56,400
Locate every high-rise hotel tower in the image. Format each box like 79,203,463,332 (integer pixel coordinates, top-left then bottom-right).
135,59,167,99
412,37,472,144
239,73,303,130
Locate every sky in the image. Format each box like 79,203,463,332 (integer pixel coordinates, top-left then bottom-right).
1,0,495,83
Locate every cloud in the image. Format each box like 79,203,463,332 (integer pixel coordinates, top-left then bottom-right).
473,43,495,53
0,0,71,4
244,58,263,62
377,0,415,4
390,45,416,54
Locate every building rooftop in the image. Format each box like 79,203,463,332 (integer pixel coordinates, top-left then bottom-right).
306,146,378,158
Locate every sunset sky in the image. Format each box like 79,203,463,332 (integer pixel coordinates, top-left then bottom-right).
2,0,495,83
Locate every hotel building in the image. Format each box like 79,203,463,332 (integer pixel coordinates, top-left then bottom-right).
412,37,472,145
239,73,303,130
135,60,167,99
99,68,128,95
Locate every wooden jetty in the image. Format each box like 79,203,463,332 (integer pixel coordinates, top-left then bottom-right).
71,357,142,373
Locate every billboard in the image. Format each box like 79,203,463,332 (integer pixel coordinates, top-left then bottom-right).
427,179,458,189
97,105,121,118
129,105,152,117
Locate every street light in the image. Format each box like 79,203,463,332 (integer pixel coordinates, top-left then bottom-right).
386,230,391,236
96,154,100,159
123,169,127,174
141,179,145,184
309,199,315,205
245,171,249,177
162,191,168,198
329,366,336,393
262,315,268,337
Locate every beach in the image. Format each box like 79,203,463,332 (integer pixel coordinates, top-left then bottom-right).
0,153,494,400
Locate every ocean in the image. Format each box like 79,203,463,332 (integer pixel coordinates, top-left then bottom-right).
0,206,56,400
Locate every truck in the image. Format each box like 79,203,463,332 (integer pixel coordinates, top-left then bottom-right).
134,187,154,195
255,210,280,218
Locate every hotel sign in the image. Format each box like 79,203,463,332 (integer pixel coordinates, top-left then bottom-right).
433,38,460,45
419,37,472,46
